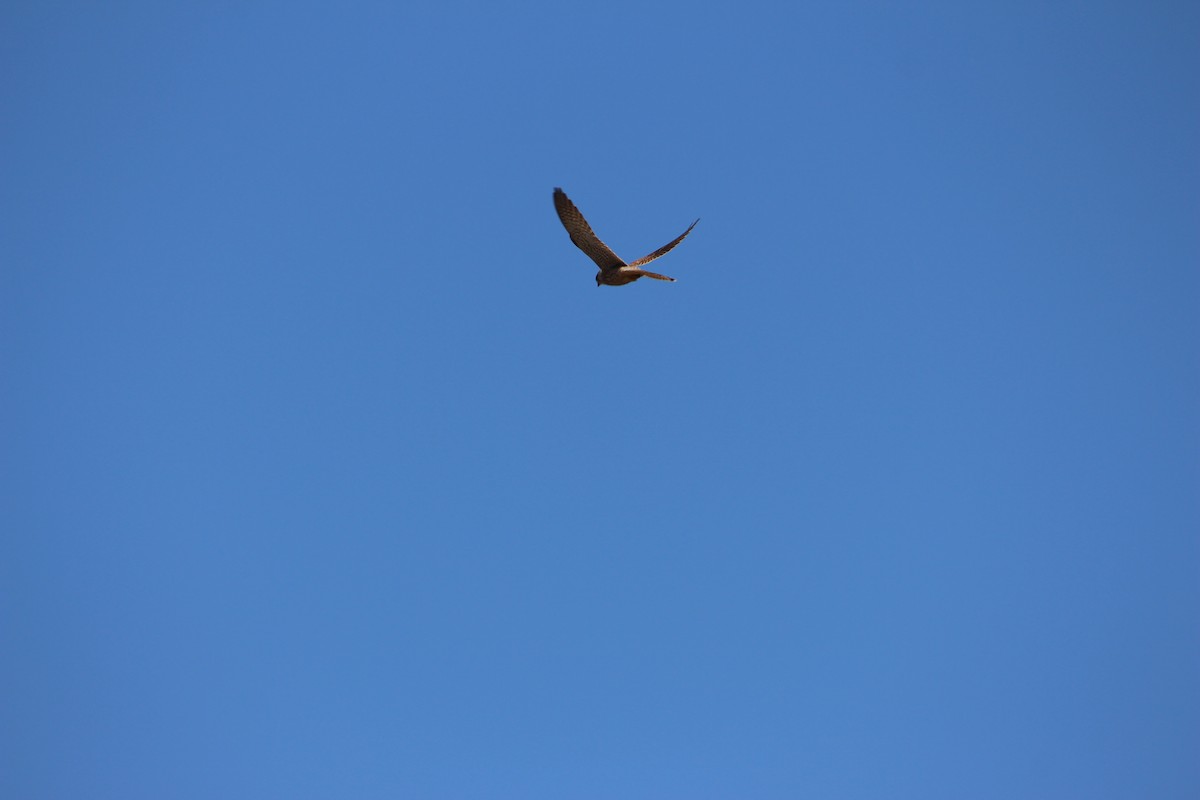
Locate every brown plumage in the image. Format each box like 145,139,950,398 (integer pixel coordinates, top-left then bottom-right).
553,188,698,286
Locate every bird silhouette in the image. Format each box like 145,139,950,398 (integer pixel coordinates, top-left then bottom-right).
553,188,698,286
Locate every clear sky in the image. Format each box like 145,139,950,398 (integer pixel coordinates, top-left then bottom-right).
2,2,1197,798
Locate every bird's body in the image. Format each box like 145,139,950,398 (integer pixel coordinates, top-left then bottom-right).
553,188,697,286
594,266,676,286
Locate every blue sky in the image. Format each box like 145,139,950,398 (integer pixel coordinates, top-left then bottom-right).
2,2,1197,797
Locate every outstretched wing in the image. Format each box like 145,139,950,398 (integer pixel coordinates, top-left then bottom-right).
626,219,699,268
553,188,625,271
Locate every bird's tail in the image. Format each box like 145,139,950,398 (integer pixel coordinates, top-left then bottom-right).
635,270,676,282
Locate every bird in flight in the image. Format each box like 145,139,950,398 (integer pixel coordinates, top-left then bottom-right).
553,187,698,286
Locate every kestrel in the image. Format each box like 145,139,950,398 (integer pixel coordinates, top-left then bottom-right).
553,187,698,286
